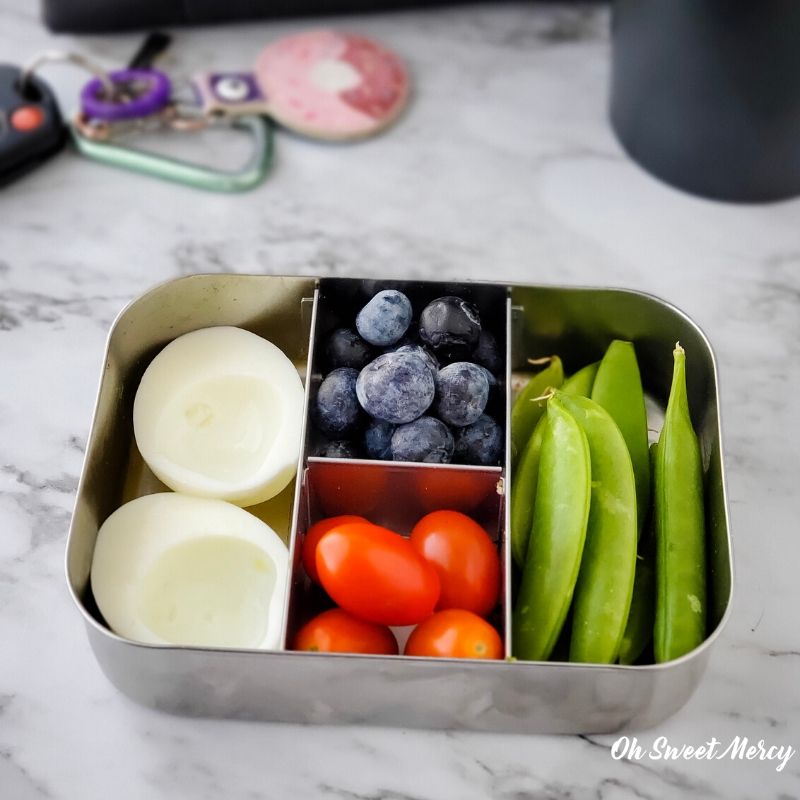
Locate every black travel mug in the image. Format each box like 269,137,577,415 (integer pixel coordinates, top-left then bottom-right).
610,0,800,203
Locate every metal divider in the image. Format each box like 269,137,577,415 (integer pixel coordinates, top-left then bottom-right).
503,293,513,659
278,285,320,651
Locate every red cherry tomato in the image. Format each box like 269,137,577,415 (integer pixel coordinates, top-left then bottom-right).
293,608,398,655
410,510,500,617
302,515,367,583
404,609,503,660
316,522,440,626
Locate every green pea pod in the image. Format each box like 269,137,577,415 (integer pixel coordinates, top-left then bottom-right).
618,445,657,665
512,397,590,661
591,340,650,537
654,344,707,662
562,361,599,396
510,361,598,569
557,393,637,664
511,356,564,463
510,416,547,568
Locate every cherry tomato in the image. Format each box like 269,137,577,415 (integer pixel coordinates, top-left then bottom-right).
293,608,398,655
410,510,500,617
404,609,503,660
302,515,367,583
316,522,440,626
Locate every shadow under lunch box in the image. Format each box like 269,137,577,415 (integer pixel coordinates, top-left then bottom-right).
66,274,733,734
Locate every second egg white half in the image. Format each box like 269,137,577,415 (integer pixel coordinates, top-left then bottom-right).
91,493,289,650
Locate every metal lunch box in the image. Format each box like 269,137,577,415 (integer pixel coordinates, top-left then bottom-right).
65,274,733,733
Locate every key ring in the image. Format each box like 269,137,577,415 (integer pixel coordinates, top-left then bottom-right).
81,68,172,121
19,50,115,97
72,102,211,142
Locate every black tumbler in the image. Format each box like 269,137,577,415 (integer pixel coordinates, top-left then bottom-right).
610,0,800,203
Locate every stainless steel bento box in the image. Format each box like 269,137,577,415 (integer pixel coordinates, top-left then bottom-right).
66,274,733,733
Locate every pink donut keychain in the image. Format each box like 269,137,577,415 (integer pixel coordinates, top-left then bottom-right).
193,30,410,142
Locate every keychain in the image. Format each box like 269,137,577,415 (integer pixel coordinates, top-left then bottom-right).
1,29,410,191
71,69,274,192
69,32,274,193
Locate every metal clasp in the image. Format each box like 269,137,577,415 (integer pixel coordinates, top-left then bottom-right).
71,111,274,193
71,76,273,192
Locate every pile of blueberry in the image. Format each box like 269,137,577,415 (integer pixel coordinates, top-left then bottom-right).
313,289,504,465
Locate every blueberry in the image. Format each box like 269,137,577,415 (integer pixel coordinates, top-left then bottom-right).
419,296,481,360
324,328,374,370
363,418,395,460
314,367,363,436
356,352,435,424
472,330,502,374
316,440,360,459
389,344,439,381
454,414,503,465
435,361,490,427
356,290,413,347
391,416,454,463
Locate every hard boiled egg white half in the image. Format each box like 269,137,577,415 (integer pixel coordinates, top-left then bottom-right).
91,493,289,649
133,326,304,507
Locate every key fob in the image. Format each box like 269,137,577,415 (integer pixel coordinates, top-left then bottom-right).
0,64,67,187
192,30,410,142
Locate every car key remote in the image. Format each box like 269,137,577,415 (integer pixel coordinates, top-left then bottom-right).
0,64,67,186
0,64,66,186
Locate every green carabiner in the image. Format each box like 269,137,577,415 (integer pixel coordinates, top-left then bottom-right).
70,115,273,193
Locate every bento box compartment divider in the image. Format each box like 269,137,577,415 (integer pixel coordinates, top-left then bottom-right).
278,286,321,652
503,293,513,659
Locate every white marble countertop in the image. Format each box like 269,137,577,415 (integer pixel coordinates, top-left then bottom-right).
1,2,799,798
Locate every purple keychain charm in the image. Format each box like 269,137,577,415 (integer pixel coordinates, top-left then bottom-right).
81,68,171,121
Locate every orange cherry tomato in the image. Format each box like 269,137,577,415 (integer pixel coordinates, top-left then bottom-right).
293,608,398,655
404,609,503,660
316,522,440,626
302,515,368,583
409,510,500,617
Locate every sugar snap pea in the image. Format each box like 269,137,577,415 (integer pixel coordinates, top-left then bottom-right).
558,392,637,664
512,396,590,661
618,443,657,665
561,361,599,396
591,340,650,537
510,415,546,568
510,360,598,568
654,344,707,662
511,356,564,463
